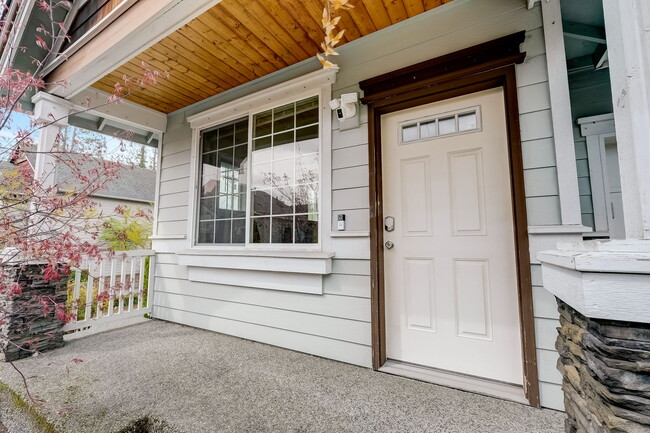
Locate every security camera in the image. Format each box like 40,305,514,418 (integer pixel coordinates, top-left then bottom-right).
329,92,358,120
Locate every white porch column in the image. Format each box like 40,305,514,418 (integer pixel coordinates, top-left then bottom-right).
31,92,71,190
541,0,583,226
603,0,650,240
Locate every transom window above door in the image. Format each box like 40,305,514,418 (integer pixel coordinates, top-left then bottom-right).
400,107,481,144
196,95,320,246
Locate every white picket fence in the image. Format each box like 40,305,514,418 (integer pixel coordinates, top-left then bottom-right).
64,250,155,333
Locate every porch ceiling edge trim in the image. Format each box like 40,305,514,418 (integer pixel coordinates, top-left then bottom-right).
186,69,337,129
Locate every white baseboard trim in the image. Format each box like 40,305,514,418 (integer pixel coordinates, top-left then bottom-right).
380,359,528,405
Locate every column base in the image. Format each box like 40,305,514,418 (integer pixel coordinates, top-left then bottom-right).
556,300,650,433
1,264,67,362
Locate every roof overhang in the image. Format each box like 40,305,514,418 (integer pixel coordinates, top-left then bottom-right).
45,0,457,115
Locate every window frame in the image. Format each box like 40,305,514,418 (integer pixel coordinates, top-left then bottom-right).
186,70,335,253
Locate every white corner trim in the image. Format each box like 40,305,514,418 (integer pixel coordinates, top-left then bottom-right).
187,69,337,130
541,0,583,226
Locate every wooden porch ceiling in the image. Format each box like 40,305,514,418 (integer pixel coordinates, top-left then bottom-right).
91,0,453,114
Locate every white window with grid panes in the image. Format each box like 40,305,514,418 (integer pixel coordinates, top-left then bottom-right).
195,95,321,247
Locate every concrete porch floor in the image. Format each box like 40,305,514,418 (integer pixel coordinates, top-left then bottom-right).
0,320,564,433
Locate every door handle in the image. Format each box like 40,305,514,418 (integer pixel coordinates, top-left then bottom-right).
384,240,394,249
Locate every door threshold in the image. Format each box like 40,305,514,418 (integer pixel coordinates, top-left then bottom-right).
379,359,528,405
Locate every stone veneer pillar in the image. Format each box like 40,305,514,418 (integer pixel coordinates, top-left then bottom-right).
0,264,67,362
556,300,650,433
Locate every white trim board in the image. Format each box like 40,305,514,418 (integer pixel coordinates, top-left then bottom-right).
380,360,528,405
541,0,582,226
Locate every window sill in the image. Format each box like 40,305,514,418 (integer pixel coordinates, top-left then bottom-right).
177,249,334,275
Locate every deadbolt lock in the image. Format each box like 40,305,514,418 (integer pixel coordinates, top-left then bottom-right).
384,240,394,249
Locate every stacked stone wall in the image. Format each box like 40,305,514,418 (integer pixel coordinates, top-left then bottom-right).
0,264,67,362
556,300,650,433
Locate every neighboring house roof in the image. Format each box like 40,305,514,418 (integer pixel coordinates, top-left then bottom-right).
0,157,155,203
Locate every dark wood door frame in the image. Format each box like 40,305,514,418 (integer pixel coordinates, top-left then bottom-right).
359,32,540,408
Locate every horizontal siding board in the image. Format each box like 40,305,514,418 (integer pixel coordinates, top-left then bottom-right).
332,127,368,150
539,381,565,411
158,206,188,222
155,278,371,322
153,307,372,367
161,149,191,169
331,209,370,232
533,286,559,320
534,317,560,351
331,237,371,260
526,196,562,225
524,167,559,197
537,348,562,384
333,187,370,210
155,263,188,279
578,177,591,195
575,140,588,159
332,165,369,190
332,145,369,169
159,192,190,208
515,54,548,87
517,82,551,114
323,274,371,298
160,164,190,182
155,253,179,265
157,220,189,235
154,291,371,346
522,138,556,169
332,259,371,276
530,264,543,286
159,178,190,196
576,159,590,177
519,110,553,142
521,27,545,57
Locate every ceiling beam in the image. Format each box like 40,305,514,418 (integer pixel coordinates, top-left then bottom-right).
97,117,108,131
563,20,607,44
527,0,540,9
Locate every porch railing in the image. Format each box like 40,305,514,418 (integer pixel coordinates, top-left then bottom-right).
64,250,155,333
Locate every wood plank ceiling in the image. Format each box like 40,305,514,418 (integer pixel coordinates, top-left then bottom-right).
92,0,454,114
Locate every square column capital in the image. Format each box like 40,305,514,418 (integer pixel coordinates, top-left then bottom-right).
31,92,72,127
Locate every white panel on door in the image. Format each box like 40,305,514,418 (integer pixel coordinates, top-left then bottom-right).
453,259,492,340
448,149,486,236
404,258,436,332
400,157,432,236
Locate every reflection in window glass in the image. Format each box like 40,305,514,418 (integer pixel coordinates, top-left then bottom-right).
420,120,437,138
438,116,457,135
251,95,320,244
401,123,418,142
197,118,249,244
458,112,478,131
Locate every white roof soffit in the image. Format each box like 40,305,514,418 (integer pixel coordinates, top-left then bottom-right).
48,0,222,100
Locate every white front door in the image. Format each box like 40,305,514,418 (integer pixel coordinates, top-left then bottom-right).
381,88,524,387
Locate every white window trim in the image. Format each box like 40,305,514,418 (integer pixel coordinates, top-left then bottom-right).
185,69,336,256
